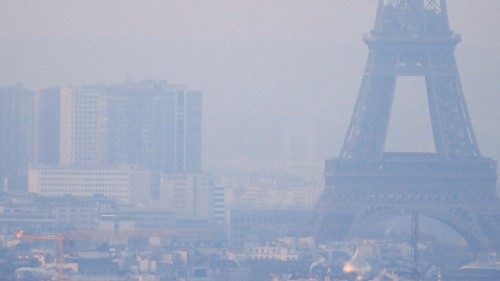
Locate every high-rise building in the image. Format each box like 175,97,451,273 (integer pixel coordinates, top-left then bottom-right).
183,89,202,173
106,86,137,166
0,85,34,190
109,81,202,174
59,87,109,167
139,81,201,173
33,88,60,165
1,80,201,201
57,81,201,173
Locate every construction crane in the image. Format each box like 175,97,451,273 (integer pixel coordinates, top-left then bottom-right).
15,227,214,280
16,230,67,281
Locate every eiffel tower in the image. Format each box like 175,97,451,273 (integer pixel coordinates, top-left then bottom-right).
312,0,499,251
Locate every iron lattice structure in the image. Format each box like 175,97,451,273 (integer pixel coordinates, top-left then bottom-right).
313,0,500,251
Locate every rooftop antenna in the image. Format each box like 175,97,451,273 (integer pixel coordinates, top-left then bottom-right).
125,71,132,84
411,210,419,281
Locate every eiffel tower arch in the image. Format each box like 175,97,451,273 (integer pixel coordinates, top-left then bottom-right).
312,0,500,251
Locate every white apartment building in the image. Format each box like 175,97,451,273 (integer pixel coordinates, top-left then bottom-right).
28,166,151,203
59,87,108,166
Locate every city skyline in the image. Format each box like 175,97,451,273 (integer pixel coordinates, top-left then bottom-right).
1,1,499,280
0,1,498,168
1,80,203,199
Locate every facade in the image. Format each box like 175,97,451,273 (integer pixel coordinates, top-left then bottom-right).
106,87,135,166
132,81,202,173
0,202,55,234
0,85,34,190
159,174,224,220
182,89,202,173
1,80,202,199
59,87,109,167
98,208,176,232
28,166,151,203
0,194,116,234
107,81,202,173
244,243,299,261
33,88,60,165
230,209,312,249
213,185,225,223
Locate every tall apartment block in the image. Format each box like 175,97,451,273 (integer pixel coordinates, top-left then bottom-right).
106,86,138,166
0,85,34,190
146,82,201,174
109,81,202,174
182,89,202,173
33,88,60,165
2,80,203,202
59,87,109,167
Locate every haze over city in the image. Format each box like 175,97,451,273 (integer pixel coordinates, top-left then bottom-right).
1,0,498,168
1,1,499,281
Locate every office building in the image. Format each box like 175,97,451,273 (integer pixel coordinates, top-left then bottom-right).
28,166,152,203
159,174,220,219
182,89,202,173
33,88,60,165
107,81,202,173
0,80,202,199
106,85,140,166
59,87,109,166
133,81,202,173
0,85,34,190
53,81,201,173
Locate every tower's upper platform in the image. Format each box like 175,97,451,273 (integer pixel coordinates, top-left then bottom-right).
371,0,453,40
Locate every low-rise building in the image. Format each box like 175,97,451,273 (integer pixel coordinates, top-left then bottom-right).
244,242,299,261
28,166,151,203
159,174,226,221
229,209,313,249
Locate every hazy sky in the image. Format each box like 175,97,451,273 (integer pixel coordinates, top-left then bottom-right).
1,1,499,168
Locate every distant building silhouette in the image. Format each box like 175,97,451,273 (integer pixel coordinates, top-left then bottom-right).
140,81,201,174
59,87,109,166
109,80,202,173
0,85,34,191
159,174,218,219
55,81,202,173
2,80,202,199
33,88,60,165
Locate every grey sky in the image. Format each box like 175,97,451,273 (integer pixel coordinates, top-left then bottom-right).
1,1,499,168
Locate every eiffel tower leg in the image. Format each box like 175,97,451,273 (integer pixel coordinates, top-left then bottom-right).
341,74,396,159
426,74,480,157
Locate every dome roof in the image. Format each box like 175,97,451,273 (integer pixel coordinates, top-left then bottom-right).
343,249,372,274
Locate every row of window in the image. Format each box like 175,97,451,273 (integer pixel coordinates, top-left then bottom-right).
41,176,128,182
40,193,128,201
39,183,128,188
39,171,128,176
41,189,127,194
